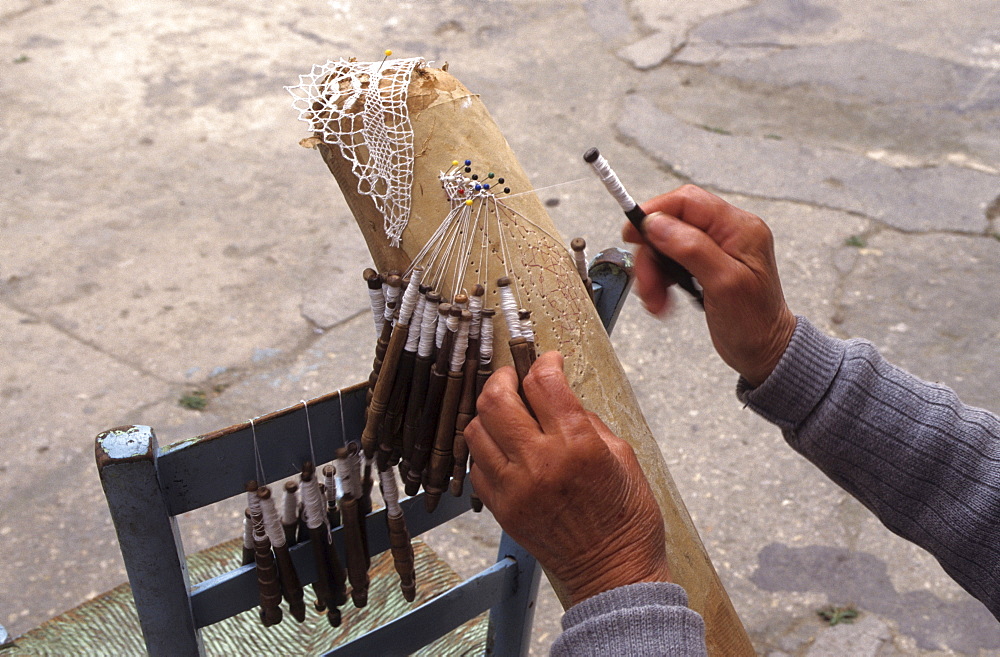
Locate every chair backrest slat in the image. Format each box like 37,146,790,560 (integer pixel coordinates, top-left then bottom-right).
322,558,518,657
157,383,368,515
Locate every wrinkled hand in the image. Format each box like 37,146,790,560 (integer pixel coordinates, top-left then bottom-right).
465,351,670,607
623,184,797,387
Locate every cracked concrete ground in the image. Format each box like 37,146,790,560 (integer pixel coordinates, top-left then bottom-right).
2,0,998,654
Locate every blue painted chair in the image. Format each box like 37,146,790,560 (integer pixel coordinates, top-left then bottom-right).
4,249,633,657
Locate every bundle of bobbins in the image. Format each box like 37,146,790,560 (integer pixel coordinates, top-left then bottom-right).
354,245,592,513
354,159,600,519
239,436,418,627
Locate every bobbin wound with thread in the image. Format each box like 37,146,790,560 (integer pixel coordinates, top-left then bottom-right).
584,146,705,307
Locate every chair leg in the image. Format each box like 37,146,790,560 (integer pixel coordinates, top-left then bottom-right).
485,533,541,657
96,425,203,657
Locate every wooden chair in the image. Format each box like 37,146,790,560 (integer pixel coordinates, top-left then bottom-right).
3,249,633,657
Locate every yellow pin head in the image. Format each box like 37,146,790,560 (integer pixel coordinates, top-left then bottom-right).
465,199,474,206
384,49,393,57
452,160,459,166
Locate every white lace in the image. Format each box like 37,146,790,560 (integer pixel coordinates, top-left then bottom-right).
287,57,424,247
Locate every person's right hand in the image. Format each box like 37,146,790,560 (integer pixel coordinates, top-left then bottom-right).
622,184,796,387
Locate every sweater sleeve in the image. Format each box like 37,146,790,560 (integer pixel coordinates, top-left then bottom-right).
738,316,1000,618
550,582,707,656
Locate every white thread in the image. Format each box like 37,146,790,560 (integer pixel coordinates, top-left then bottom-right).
258,487,286,549
504,177,587,200
323,466,337,506
250,418,267,485
302,400,317,468
350,451,364,500
300,473,327,530
479,312,494,364
379,469,403,518
587,152,636,212
450,316,470,373
405,293,426,352
520,313,535,344
286,58,424,247
468,294,483,340
406,200,463,286
334,453,354,501
368,286,385,335
246,487,267,546
398,268,424,325
335,448,363,500
384,282,401,323
247,486,263,520
280,485,298,527
499,284,522,338
334,468,345,500
243,514,253,550
418,295,439,358
253,519,267,544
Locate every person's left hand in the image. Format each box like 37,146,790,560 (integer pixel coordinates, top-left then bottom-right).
465,351,671,607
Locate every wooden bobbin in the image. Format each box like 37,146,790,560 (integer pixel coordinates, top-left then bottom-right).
280,481,299,548
364,267,386,337
258,486,307,623
300,462,342,625
337,497,370,607
425,308,471,512
571,237,595,301
359,466,373,569
468,307,495,513
321,465,349,609
387,512,416,602
377,313,418,470
370,273,400,370
252,537,284,627
404,302,455,497
450,286,484,497
379,468,417,602
323,464,341,528
364,268,382,295
508,337,533,388
246,481,283,627
363,273,415,460
368,299,396,405
518,309,537,365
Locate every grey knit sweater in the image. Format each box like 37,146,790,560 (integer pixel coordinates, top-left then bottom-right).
551,316,1000,655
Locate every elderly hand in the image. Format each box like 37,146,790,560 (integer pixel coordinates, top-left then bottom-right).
623,184,797,387
465,351,671,607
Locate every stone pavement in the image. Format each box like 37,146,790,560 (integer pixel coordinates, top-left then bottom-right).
2,0,998,654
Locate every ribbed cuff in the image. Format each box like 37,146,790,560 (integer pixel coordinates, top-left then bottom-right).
553,583,707,656
562,582,690,629
736,316,845,431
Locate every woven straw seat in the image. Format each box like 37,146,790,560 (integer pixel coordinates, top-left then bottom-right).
5,538,485,657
